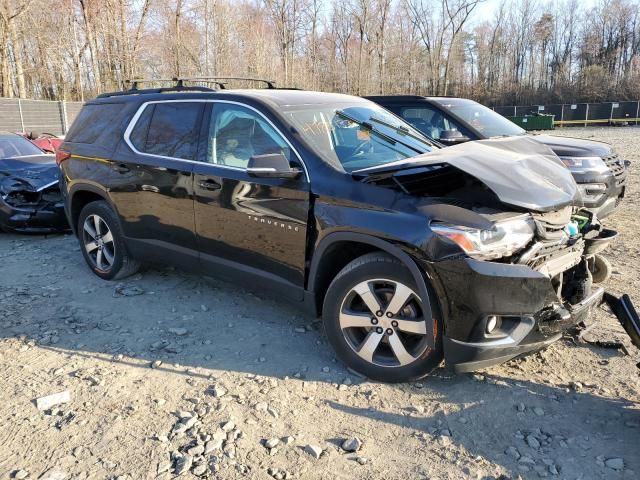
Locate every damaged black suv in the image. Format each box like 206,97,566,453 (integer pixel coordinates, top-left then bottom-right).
58,82,640,382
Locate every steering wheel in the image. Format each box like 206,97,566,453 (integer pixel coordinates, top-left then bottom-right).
348,140,373,158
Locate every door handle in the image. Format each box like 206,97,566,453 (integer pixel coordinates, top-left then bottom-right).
112,163,130,174
199,180,221,191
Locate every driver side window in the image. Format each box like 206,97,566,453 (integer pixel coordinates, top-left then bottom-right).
400,107,462,141
207,104,291,168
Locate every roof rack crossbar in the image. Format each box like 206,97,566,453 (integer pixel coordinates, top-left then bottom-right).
181,76,277,89
124,78,181,91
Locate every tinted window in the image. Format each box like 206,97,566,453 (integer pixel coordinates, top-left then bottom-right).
400,106,465,141
0,134,43,157
285,103,432,172
132,102,203,160
66,103,124,144
207,104,291,168
433,99,526,138
129,106,153,152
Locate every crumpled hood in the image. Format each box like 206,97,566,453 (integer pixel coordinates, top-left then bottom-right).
0,154,59,192
354,137,579,212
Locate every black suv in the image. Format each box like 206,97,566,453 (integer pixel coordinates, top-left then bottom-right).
367,96,629,219
58,83,639,382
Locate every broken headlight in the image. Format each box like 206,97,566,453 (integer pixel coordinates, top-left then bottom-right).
431,217,535,260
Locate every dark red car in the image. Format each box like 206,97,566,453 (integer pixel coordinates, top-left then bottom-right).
17,132,64,154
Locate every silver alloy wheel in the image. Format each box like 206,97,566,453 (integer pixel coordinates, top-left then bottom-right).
83,214,115,271
339,278,429,367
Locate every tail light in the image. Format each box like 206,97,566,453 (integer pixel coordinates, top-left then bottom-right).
55,150,71,165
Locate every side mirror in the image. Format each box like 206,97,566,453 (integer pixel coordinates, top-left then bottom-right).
439,130,470,144
247,153,301,179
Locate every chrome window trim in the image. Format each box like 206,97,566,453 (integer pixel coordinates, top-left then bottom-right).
122,98,310,183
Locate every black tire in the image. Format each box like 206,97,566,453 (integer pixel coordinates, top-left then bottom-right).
323,252,443,383
77,200,140,280
590,254,612,284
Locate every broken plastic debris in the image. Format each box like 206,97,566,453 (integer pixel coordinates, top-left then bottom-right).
35,390,71,411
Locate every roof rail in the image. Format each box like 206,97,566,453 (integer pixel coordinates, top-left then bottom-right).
96,76,281,98
96,85,216,98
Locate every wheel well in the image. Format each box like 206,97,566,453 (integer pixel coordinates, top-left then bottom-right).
70,190,106,235
312,241,378,315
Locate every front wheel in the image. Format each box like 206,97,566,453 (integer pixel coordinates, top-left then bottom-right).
323,253,443,383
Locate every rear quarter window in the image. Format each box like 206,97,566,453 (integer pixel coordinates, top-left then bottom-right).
66,103,125,144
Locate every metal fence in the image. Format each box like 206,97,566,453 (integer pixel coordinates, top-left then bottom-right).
3,97,638,134
493,101,640,127
0,98,84,136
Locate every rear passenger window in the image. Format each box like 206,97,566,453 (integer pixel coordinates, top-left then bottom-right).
129,102,203,160
66,103,124,144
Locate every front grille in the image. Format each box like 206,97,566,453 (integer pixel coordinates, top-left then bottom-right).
602,153,625,184
519,238,584,275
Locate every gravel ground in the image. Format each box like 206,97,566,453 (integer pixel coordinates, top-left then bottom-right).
0,126,639,480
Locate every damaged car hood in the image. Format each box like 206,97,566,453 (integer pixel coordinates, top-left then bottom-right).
353,137,578,212
0,154,59,193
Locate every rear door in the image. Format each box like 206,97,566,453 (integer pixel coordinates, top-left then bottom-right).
108,100,205,268
192,101,310,299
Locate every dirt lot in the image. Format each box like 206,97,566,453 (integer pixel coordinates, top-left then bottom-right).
1,127,639,480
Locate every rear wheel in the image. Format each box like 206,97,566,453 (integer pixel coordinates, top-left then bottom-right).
323,253,443,383
77,201,140,280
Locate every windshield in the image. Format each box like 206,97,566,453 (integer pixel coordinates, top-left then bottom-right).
435,99,526,138
0,134,44,158
284,103,434,172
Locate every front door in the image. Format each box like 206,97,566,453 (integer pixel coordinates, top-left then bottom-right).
192,102,310,299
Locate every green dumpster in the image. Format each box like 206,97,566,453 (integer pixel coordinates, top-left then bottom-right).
507,114,555,131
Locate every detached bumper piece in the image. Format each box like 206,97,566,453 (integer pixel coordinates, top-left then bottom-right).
603,292,640,350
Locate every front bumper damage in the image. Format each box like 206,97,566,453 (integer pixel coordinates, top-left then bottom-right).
0,177,68,233
429,255,639,373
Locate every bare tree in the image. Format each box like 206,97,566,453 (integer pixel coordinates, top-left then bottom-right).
0,0,33,97
1,0,639,105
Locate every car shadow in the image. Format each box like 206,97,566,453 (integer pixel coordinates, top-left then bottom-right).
2,232,639,478
326,374,639,478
